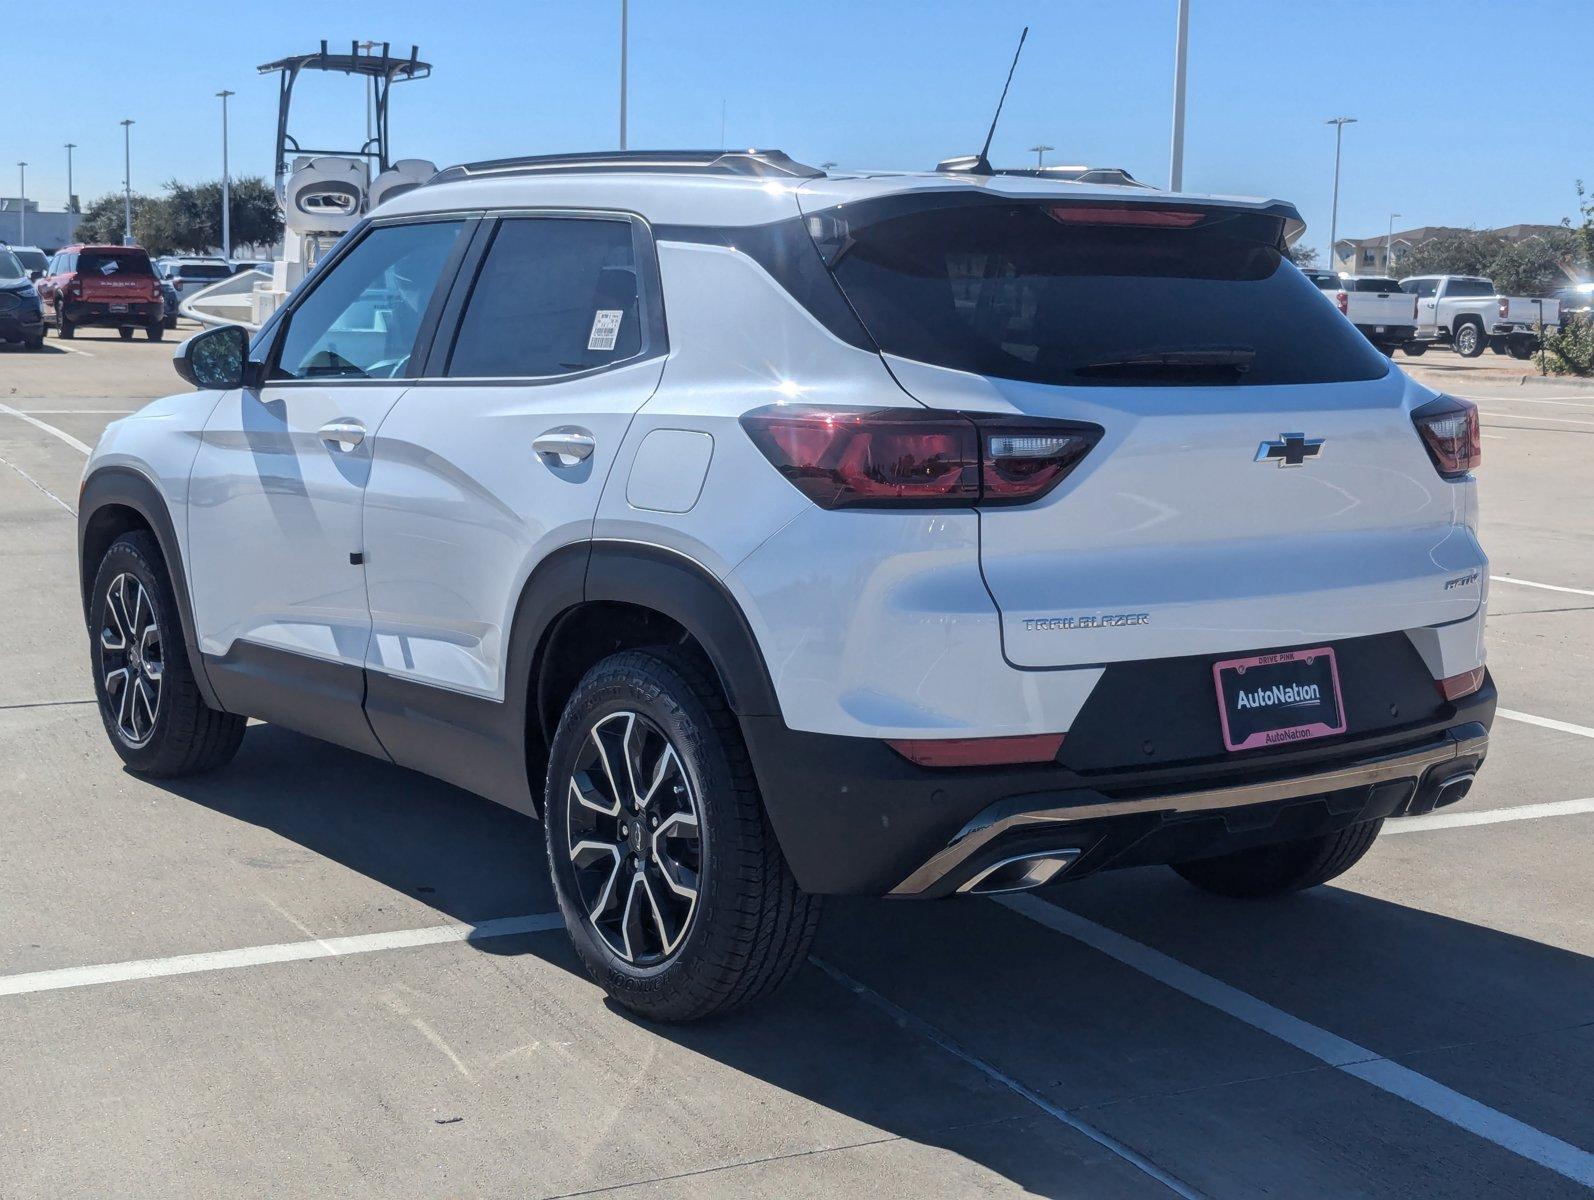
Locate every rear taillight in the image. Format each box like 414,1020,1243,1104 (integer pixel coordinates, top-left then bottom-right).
887,732,1064,768
1498,298,1509,319
1411,395,1480,478
739,405,1101,509
1437,667,1485,702
1335,290,1349,315
1045,204,1205,228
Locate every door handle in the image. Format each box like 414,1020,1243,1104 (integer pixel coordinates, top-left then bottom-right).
534,427,596,466
318,420,366,451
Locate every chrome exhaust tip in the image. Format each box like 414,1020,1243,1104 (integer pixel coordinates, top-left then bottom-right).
958,848,1080,895
1432,771,1475,808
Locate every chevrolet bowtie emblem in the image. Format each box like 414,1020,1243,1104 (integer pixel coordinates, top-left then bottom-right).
1255,432,1325,467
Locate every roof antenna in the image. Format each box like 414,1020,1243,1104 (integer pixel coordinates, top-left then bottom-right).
975,26,1029,175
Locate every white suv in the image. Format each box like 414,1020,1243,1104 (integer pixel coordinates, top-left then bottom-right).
78,150,1493,1021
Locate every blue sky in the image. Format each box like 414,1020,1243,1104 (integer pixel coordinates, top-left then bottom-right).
12,0,1591,253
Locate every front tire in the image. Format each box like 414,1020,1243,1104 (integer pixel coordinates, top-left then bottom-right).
1171,819,1383,898
89,531,246,776
56,309,74,339
544,647,820,1022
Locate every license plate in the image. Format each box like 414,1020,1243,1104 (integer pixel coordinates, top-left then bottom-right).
109,303,129,313
1212,647,1346,752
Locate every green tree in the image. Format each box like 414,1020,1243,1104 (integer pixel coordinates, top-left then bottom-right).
1286,244,1319,268
71,191,154,245
155,177,283,254
1391,230,1505,280
1487,230,1576,297
1537,179,1594,377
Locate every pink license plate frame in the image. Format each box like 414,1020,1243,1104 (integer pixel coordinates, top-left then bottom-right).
1212,646,1347,752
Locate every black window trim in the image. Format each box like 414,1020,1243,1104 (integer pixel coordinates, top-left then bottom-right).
412,206,669,387
256,209,484,388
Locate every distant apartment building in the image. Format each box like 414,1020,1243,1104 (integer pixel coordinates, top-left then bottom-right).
0,198,82,252
1331,223,1564,276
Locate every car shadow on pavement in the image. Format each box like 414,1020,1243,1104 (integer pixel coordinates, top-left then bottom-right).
152,722,1594,1198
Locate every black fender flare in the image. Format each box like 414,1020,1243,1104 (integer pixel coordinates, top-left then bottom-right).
78,466,220,709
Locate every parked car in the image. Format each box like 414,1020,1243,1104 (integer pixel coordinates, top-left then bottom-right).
76,150,1493,1021
156,257,235,302
158,275,181,330
38,245,165,340
1400,275,1560,358
1302,270,1418,354
0,248,46,349
3,244,50,280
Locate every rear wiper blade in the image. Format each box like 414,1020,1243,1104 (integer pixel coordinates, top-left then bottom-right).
1079,347,1256,372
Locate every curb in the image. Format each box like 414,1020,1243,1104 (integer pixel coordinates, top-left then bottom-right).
1404,367,1594,393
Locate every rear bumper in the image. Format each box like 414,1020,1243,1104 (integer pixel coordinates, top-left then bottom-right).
62,300,163,326
746,672,1495,896
1491,323,1550,337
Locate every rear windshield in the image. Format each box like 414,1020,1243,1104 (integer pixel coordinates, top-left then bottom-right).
1348,277,1400,292
78,250,153,277
816,196,1388,386
179,263,232,280
1302,271,1341,289
1444,279,1495,298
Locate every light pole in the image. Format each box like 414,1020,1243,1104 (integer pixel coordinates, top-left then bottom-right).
1325,116,1356,272
619,0,629,150
1168,0,1190,190
1028,144,1055,169
217,90,235,260
120,118,136,246
64,143,76,212
356,40,378,152
1386,212,1401,274
16,162,25,245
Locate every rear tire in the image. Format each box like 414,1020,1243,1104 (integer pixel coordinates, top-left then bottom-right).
544,646,820,1022
145,323,164,342
1401,342,1427,356
1171,819,1384,898
88,531,246,777
1453,319,1485,357
119,326,135,341
1509,339,1535,360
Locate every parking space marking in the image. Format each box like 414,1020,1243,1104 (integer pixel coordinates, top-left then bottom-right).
1497,707,1594,740
811,956,1208,1200
0,401,94,455
1477,411,1594,428
45,343,94,357
1491,576,1594,599
998,894,1594,1187
0,451,76,515
1385,797,1594,835
17,408,139,415
0,912,562,998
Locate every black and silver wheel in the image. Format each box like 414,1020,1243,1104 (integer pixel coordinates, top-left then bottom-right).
89,531,246,776
1453,319,1485,357
545,647,820,1022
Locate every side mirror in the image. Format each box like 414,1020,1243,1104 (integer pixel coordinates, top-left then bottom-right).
174,324,255,390
29,270,43,281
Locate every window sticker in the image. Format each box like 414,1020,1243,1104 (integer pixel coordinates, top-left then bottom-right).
101,260,121,276
588,309,623,352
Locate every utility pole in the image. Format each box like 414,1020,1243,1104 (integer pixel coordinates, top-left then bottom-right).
120,119,136,246
64,143,76,212
1386,212,1401,274
217,90,235,260
1325,116,1356,272
1168,0,1190,190
1028,144,1054,169
619,0,629,150
16,163,25,244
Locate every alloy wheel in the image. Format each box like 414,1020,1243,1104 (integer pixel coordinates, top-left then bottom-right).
565,710,702,966
100,573,163,746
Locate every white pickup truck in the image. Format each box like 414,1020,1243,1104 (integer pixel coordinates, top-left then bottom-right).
1399,274,1561,359
1301,271,1418,354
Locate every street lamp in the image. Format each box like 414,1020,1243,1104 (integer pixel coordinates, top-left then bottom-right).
217,90,235,260
1325,116,1357,272
120,119,136,246
1028,144,1055,169
64,143,76,212
1386,212,1402,274
16,162,25,245
1169,0,1190,189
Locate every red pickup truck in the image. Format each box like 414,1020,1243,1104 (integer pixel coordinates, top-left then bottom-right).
38,244,166,340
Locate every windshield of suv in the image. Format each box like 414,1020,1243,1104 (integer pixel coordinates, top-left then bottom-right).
0,251,24,282
12,249,46,274
79,250,154,277
815,197,1389,386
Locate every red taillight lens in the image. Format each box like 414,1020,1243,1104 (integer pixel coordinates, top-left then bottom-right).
1335,290,1349,315
1411,395,1481,478
887,732,1064,768
1437,667,1485,702
1498,298,1509,319
739,405,1101,509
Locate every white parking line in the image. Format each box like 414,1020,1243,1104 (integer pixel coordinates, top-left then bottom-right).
0,401,94,455
1491,576,1594,599
0,912,563,998
998,894,1594,1188
1480,411,1594,428
1385,798,1594,835
1497,708,1594,740
0,451,76,515
812,956,1208,1200
47,342,94,357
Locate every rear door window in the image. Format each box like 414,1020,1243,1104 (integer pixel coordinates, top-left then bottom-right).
816,196,1389,387
444,217,646,378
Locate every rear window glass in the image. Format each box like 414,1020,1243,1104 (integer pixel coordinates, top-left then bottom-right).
1348,278,1400,292
1301,271,1340,289
78,251,153,277
1444,279,1495,298
179,263,232,280
817,197,1389,387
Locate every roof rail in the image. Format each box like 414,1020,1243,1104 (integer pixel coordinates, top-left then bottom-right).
428,149,824,187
